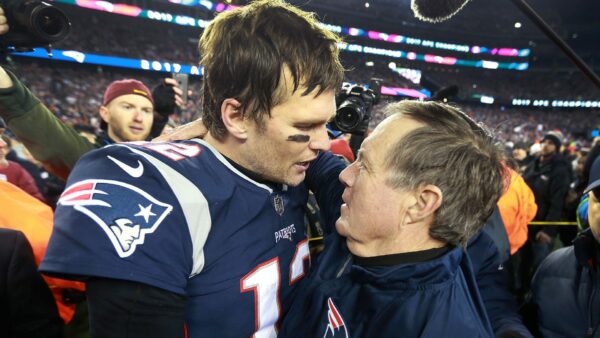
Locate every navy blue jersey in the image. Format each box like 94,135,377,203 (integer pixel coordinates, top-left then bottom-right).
41,140,343,338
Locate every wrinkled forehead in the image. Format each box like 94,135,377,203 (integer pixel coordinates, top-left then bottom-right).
360,115,425,163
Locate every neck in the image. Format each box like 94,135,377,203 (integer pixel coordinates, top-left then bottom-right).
350,223,446,257
0,158,8,168
106,129,123,143
204,132,249,170
540,153,555,162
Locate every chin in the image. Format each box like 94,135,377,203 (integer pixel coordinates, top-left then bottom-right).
281,172,306,187
335,218,348,237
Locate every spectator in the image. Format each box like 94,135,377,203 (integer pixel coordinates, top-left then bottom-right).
0,8,184,180
0,227,63,338
0,180,86,326
0,132,45,201
512,142,534,173
497,166,537,297
499,167,538,256
522,130,572,284
2,136,64,208
530,156,600,337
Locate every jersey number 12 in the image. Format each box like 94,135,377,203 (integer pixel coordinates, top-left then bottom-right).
240,239,310,338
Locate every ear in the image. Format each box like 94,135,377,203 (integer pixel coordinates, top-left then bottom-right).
99,106,110,124
220,98,246,140
406,184,442,224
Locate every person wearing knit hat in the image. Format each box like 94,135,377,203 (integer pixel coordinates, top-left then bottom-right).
541,130,563,153
522,129,572,290
529,156,600,337
0,59,184,181
99,79,155,143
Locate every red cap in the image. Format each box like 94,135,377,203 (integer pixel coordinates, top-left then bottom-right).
330,138,355,162
102,79,153,106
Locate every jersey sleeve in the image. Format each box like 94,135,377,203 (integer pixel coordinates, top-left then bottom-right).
40,144,198,295
305,151,346,235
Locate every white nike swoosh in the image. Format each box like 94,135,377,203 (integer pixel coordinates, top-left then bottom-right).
107,155,144,178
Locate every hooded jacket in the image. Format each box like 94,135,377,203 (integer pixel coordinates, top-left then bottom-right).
278,231,494,338
532,228,600,337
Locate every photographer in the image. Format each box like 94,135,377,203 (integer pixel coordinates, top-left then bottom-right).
0,7,186,180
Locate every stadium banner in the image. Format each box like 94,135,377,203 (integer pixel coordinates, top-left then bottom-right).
11,48,204,75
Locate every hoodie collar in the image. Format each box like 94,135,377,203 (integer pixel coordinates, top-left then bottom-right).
574,228,600,269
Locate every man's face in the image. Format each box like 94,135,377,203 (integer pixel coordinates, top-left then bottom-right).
335,115,426,257
100,94,154,142
576,155,587,179
589,190,600,242
240,88,336,186
540,139,557,157
512,148,526,161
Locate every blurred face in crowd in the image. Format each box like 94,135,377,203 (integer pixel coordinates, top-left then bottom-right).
512,148,527,161
589,189,600,242
100,94,154,142
336,114,426,256
540,139,557,157
576,155,588,179
239,83,335,187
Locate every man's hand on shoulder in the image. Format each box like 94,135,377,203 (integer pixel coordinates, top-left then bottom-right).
153,118,207,142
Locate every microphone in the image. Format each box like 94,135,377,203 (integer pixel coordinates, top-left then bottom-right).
411,0,472,23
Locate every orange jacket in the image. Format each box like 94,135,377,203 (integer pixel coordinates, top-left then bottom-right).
497,168,538,254
0,180,85,323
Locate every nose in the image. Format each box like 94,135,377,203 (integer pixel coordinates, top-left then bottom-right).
0,137,6,148
309,125,331,152
133,110,144,122
339,161,358,188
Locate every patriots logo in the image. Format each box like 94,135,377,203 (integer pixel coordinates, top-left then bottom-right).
58,179,173,258
323,297,349,338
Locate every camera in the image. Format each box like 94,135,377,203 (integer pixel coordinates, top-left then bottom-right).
331,81,380,135
0,0,71,50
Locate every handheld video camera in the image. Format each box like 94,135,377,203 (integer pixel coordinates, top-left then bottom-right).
0,0,71,51
330,80,380,135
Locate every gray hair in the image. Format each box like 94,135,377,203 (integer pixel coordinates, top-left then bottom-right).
382,100,507,246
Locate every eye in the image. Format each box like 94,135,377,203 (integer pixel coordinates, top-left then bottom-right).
296,124,316,131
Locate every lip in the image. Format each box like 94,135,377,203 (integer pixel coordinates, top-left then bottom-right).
341,190,350,205
129,126,145,133
294,162,310,172
294,157,317,170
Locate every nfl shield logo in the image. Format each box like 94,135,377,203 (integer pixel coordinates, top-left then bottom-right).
274,195,284,216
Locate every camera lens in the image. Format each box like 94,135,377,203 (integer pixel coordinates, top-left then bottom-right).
335,98,366,132
31,5,70,41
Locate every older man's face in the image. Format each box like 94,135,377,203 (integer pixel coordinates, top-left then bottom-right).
335,115,425,257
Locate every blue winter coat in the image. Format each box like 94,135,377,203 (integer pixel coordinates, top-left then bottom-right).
279,231,495,338
532,228,600,337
